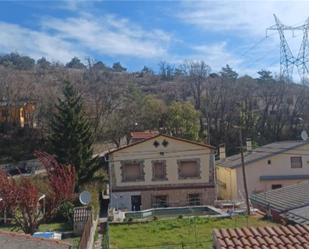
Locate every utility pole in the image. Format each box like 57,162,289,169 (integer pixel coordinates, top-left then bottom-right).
238,127,250,216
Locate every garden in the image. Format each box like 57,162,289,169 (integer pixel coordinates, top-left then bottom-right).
109,215,275,249
0,151,103,249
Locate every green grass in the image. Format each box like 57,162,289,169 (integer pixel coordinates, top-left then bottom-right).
109,216,276,249
0,223,15,232
0,222,72,233
38,222,72,232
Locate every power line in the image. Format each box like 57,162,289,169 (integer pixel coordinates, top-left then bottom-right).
238,36,270,58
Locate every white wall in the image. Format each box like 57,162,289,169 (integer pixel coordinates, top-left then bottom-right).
236,143,309,199
110,191,141,210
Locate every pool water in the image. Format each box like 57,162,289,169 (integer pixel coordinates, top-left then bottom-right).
32,232,62,240
125,206,224,220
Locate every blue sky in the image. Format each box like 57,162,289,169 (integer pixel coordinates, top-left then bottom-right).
0,0,309,77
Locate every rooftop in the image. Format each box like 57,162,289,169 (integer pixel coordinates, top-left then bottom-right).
251,182,309,212
0,230,71,249
213,224,309,249
130,131,159,140
218,141,306,169
107,133,215,155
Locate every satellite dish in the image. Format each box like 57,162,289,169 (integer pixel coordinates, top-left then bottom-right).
79,191,91,205
301,130,308,141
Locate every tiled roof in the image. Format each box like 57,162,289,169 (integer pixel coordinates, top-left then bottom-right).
218,141,306,168
284,206,309,225
130,131,159,139
0,230,71,249
250,182,309,212
213,224,309,249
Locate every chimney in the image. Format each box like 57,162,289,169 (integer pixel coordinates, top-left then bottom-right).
246,138,252,152
219,144,226,160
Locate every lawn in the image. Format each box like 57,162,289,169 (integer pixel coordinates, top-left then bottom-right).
109,215,276,249
0,222,72,233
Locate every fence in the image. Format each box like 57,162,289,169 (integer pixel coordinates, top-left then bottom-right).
78,212,93,249
118,241,212,249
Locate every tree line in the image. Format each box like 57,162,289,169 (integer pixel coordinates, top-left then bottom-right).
1,52,309,161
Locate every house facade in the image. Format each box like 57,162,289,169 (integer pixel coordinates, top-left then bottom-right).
216,141,309,200
108,134,216,211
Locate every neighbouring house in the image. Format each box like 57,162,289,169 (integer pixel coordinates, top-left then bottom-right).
216,140,309,200
0,101,36,128
0,230,71,249
106,134,216,211
251,182,309,225
129,131,159,143
212,224,309,249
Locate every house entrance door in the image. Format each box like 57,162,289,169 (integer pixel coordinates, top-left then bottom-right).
131,195,141,211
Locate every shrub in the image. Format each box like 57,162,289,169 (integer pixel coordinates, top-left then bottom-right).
57,201,75,226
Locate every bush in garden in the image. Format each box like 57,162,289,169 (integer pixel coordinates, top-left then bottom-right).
0,151,76,234
0,171,42,234
34,151,76,221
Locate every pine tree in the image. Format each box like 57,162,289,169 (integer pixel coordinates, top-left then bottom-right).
49,81,99,187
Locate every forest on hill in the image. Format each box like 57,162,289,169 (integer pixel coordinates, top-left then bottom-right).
1,52,309,163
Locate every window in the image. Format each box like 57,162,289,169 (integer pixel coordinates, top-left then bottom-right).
267,159,271,165
272,184,282,190
188,193,201,206
178,159,200,179
121,160,145,182
291,156,302,168
152,195,168,208
152,160,167,181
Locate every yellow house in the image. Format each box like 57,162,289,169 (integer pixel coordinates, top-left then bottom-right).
0,101,36,128
217,141,309,200
107,134,216,211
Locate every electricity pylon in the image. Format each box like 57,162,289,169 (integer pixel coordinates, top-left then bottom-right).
267,14,309,83
296,18,309,84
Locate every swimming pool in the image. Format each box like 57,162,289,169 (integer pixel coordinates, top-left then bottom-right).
125,205,225,220
32,232,62,240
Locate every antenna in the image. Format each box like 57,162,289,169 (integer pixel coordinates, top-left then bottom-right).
301,130,308,141
79,191,91,206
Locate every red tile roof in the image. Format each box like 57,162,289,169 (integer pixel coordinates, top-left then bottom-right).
130,131,159,139
213,224,309,249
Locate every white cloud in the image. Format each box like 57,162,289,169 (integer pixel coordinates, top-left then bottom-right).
178,0,309,36
0,22,83,62
41,13,171,58
0,12,171,63
190,42,243,71
176,0,309,79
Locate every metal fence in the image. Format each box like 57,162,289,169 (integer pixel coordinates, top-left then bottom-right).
78,212,93,249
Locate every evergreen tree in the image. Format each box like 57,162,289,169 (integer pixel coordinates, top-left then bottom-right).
49,81,99,187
